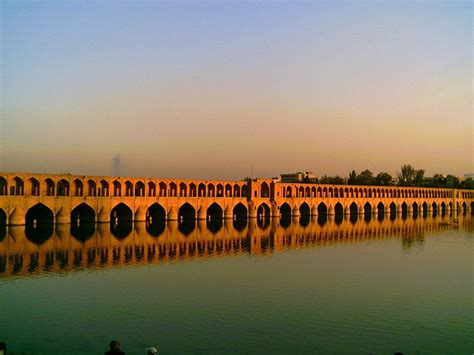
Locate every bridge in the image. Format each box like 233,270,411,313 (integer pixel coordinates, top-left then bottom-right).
0,172,473,227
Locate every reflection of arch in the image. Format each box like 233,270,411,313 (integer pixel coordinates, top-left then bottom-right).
299,202,310,216
57,179,69,196
377,202,385,215
390,202,397,215
350,202,359,215
401,202,408,216
334,202,343,215
261,182,270,198
29,177,40,196
412,202,419,217
364,202,372,216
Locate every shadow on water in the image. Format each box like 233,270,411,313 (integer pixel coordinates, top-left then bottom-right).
334,214,343,226
317,214,328,226
207,219,222,234
146,219,166,237
71,223,95,242
111,221,133,240
257,217,270,230
233,218,247,232
299,214,310,227
179,219,195,236
280,215,291,229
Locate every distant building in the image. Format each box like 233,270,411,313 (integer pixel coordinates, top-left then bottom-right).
280,171,316,183
111,154,121,176
464,173,474,179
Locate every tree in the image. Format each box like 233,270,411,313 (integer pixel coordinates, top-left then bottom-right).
357,170,375,185
375,172,392,186
348,170,357,185
461,178,474,189
413,169,425,186
397,164,416,186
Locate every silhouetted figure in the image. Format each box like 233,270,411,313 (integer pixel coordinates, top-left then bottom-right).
105,340,125,355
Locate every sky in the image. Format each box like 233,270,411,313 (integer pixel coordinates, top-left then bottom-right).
1,1,472,180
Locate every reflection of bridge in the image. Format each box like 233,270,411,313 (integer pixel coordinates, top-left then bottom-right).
0,172,473,227
0,214,471,278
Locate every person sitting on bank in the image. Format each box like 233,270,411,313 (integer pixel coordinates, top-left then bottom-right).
105,340,125,355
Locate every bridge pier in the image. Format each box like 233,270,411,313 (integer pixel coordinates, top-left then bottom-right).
292,206,300,217
134,206,147,222
197,207,206,220
167,207,178,221
56,208,71,224
9,207,25,226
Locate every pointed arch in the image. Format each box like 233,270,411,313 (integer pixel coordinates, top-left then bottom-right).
233,184,241,198
0,177,7,195
225,184,232,197
286,186,292,197
334,202,343,215
317,202,327,215
148,181,156,197
159,182,167,197
300,202,310,216
208,183,215,197
73,179,83,196
216,184,224,197
71,203,95,224
29,177,40,196
233,202,247,231
198,183,206,197
179,182,187,197
87,179,96,197
189,183,197,197
135,181,145,197
113,180,122,197
100,179,109,197
241,185,249,198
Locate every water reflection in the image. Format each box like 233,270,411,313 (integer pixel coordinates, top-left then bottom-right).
0,213,471,278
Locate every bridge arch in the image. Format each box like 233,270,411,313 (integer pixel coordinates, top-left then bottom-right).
0,177,7,195
207,202,223,221
412,202,419,218
178,203,196,236
29,177,40,196
350,202,358,215
45,178,55,196
111,203,133,222
280,202,291,218
148,181,156,197
159,182,167,197
87,179,96,197
71,203,95,224
169,182,177,197
422,202,428,218
135,181,145,197
217,184,224,197
100,179,109,197
401,202,408,218
208,184,215,197
198,183,206,197
241,185,249,198
113,180,121,197
56,179,69,196
286,186,292,197
179,182,187,197
317,202,327,215
225,184,232,197
189,183,197,197
146,203,166,237
73,179,83,196
257,202,270,220
299,202,310,216
334,202,344,216
233,203,247,219
233,184,241,197
25,204,53,245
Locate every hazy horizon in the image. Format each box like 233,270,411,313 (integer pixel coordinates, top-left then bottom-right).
1,1,472,180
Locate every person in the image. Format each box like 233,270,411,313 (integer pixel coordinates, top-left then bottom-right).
105,340,125,355
146,347,158,354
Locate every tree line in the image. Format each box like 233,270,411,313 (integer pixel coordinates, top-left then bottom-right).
303,164,473,189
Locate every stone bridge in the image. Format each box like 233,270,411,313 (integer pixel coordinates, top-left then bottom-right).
0,172,473,226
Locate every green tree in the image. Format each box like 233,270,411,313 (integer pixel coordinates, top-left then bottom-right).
357,170,375,185
375,172,392,186
397,164,416,186
461,178,474,189
348,170,357,185
413,169,425,186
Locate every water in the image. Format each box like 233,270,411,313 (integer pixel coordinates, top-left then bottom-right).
1,213,473,354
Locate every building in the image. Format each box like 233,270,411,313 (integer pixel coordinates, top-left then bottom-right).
280,171,316,183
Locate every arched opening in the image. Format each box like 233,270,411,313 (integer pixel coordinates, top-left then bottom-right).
135,181,145,197
29,178,40,196
148,182,156,197
225,184,232,197
125,181,133,196
350,202,358,224
179,183,187,197
286,186,292,197
11,177,24,196
0,208,6,241
100,180,109,197
401,202,408,219
261,182,270,198
233,184,241,197
70,203,96,242
439,202,444,217
25,203,54,245
257,203,270,229
198,183,206,197
299,186,304,197
207,202,223,233
113,181,121,197
299,202,310,226
241,185,248,198
87,180,96,197
412,202,419,219
422,202,428,218
377,202,385,221
471,202,474,216
233,203,247,231
216,184,224,197
208,184,215,197
390,202,397,220
57,179,69,196
305,187,311,198
334,203,343,215
159,182,167,197
0,177,7,195
317,202,328,225
45,178,55,196
280,203,292,228
364,202,372,222
146,203,166,237
110,203,133,239
178,203,196,236
189,183,197,197
73,179,83,196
